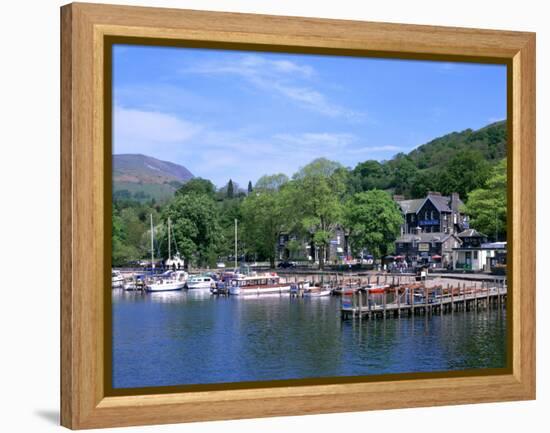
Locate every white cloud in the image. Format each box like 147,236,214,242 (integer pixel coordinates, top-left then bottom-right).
181,54,365,121
274,132,355,150
112,105,393,188
113,106,201,154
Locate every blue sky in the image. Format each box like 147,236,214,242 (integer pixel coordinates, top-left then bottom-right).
112,45,506,188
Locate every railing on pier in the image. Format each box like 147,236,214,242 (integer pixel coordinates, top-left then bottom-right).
341,279,507,320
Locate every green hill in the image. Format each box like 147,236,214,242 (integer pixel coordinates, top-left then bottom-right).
349,120,507,200
407,120,506,169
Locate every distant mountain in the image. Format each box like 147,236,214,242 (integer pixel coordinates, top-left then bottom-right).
113,154,193,202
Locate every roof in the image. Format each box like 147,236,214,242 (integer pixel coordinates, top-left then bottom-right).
397,199,424,214
457,229,487,238
396,193,464,214
395,232,457,244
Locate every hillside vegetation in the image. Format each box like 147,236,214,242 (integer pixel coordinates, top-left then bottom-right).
348,120,507,199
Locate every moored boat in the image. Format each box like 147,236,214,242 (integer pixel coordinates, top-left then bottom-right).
146,270,188,292
186,275,216,290
112,270,124,288
361,284,390,294
229,273,291,296
303,284,332,297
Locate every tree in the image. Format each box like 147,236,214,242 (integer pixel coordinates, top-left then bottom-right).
247,180,253,194
226,179,234,199
290,158,346,269
162,193,222,267
462,159,507,241
241,189,287,268
176,178,216,198
410,169,439,198
348,160,391,194
344,190,403,259
111,201,160,266
255,173,289,191
437,150,491,198
389,156,418,197
217,197,243,260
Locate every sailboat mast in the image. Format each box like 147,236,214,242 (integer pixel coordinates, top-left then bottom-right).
150,214,154,273
168,217,171,260
234,218,238,270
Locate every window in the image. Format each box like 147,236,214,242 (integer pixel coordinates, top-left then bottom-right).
474,251,478,259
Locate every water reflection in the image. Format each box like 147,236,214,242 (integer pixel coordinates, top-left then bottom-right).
112,290,506,388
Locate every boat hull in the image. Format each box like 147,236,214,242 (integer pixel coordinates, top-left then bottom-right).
303,289,332,297
186,283,214,290
229,285,292,296
146,281,185,292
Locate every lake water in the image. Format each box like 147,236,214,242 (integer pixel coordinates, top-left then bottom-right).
112,290,507,389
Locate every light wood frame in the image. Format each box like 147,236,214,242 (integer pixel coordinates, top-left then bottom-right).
61,2,536,429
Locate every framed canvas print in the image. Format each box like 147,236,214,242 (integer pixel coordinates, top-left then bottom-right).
60,2,536,429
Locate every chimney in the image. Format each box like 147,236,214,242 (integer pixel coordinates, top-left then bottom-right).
450,192,460,212
428,191,441,196
393,194,405,202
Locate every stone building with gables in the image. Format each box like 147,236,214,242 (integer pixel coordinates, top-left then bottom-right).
393,192,468,267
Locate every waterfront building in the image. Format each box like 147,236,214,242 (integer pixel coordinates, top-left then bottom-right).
392,191,469,267
394,230,461,267
452,229,507,272
393,191,468,236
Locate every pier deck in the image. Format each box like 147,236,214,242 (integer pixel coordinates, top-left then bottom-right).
341,284,507,320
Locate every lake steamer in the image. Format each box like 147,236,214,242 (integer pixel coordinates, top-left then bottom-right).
229,274,291,296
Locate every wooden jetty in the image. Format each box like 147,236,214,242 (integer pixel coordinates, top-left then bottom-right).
341,280,507,320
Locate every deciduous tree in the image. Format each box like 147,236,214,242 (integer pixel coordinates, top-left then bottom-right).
344,190,403,259
462,159,507,241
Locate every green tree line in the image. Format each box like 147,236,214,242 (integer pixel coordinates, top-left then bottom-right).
112,122,507,268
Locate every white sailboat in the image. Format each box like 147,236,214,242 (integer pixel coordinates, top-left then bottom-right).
146,216,187,292
111,270,124,288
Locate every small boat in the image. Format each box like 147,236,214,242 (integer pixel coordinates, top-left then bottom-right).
146,270,188,292
303,286,332,297
186,275,216,290
290,281,310,295
361,284,390,294
332,285,360,296
111,270,124,288
229,273,291,296
124,274,147,291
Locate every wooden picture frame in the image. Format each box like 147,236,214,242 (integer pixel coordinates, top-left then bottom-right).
60,2,536,429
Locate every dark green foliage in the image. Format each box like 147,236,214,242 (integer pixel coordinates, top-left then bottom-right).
347,120,506,200
111,199,160,266
162,194,223,268
247,180,253,194
462,159,507,241
407,121,506,170
435,150,491,198
176,177,216,198
227,179,234,199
